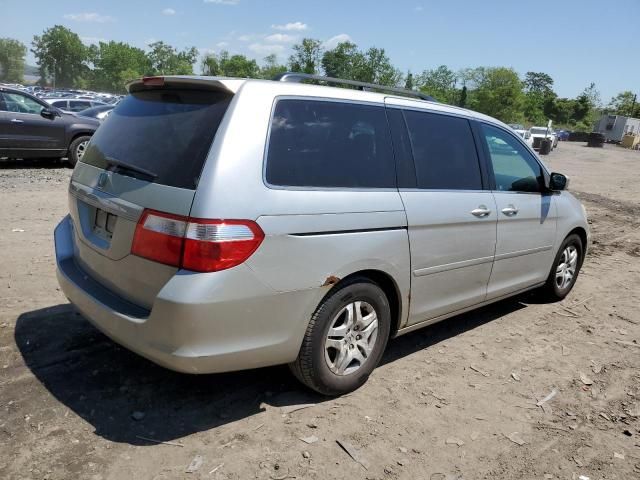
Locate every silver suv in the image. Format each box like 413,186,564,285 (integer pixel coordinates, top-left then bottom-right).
55,74,589,395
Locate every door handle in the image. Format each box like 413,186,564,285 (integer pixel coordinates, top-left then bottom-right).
501,205,519,216
10,119,24,124
470,205,492,217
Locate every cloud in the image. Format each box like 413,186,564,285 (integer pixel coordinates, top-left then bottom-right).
415,5,424,11
264,33,295,43
216,41,229,48
248,43,285,55
63,12,115,23
204,0,239,4
238,34,255,42
271,22,307,31
162,8,176,15
323,33,352,50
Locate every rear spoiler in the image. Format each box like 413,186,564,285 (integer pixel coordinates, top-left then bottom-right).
126,75,246,94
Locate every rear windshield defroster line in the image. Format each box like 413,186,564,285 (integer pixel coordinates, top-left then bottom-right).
80,88,232,190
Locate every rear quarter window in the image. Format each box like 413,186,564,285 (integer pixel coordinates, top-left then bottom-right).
81,88,232,190
265,99,396,188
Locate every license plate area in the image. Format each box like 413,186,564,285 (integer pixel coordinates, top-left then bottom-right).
93,208,117,241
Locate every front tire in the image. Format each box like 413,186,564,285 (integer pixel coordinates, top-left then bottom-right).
540,234,583,301
289,277,391,395
67,136,91,168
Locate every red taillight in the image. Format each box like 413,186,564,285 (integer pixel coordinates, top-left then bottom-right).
142,76,165,86
131,210,264,272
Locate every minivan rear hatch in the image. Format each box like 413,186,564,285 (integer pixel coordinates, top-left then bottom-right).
68,79,235,309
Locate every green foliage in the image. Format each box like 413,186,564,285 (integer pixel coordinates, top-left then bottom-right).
259,54,287,79
89,41,151,93
0,38,27,83
404,72,414,90
320,42,400,86
469,67,524,123
288,38,322,74
31,25,89,88
416,65,457,103
147,41,198,75
458,85,467,108
202,51,259,78
607,91,638,117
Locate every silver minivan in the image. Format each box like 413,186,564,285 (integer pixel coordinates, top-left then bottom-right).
55,74,589,395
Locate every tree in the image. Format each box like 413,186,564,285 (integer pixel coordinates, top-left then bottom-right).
607,91,638,117
458,85,467,108
356,47,401,86
288,38,322,74
202,51,259,78
259,54,287,79
470,67,524,122
321,42,401,86
416,65,457,103
523,71,554,97
404,72,414,90
0,38,27,83
321,41,362,79
31,25,89,88
89,41,151,93
147,41,198,75
523,71,556,123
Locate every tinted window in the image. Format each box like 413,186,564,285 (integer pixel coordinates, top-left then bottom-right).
69,100,91,112
81,88,232,190
0,92,45,114
50,100,68,109
266,99,395,188
481,124,544,193
403,110,482,190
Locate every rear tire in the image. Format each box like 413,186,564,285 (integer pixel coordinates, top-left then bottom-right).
289,277,391,396
67,136,91,168
539,234,583,301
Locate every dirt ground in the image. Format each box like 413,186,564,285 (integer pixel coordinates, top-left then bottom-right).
1,142,639,480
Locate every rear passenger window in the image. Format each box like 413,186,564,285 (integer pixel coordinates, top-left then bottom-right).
403,110,482,190
266,99,396,188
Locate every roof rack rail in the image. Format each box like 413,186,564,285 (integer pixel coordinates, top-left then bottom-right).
272,72,435,102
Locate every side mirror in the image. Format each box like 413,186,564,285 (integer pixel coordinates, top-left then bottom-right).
548,172,569,191
41,107,59,119
525,132,531,139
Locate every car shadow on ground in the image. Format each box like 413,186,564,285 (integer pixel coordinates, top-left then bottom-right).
14,295,531,445
0,158,70,169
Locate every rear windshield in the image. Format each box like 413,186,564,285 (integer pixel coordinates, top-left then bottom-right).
81,88,232,189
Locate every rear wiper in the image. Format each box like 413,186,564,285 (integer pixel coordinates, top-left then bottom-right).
105,156,158,180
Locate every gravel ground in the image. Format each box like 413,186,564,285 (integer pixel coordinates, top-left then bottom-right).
0,143,639,480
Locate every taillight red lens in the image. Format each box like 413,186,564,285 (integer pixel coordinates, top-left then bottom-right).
131,210,264,272
131,210,187,267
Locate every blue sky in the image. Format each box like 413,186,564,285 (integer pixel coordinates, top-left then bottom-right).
3,0,638,101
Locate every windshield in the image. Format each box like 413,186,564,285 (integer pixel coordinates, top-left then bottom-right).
80,88,232,189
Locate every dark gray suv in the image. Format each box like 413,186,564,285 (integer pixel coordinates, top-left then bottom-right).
0,86,100,166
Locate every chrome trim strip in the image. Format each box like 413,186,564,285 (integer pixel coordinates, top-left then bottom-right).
494,245,553,261
413,255,494,277
69,181,143,222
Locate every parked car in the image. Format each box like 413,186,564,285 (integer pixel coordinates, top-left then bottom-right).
530,126,557,150
77,104,114,122
54,74,589,395
556,130,570,141
44,98,107,114
0,86,100,166
508,124,534,148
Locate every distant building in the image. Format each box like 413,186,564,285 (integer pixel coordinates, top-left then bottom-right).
594,114,640,142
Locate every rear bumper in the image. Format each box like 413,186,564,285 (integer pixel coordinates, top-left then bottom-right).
55,215,320,374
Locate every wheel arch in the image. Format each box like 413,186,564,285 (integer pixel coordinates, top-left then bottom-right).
323,269,404,338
